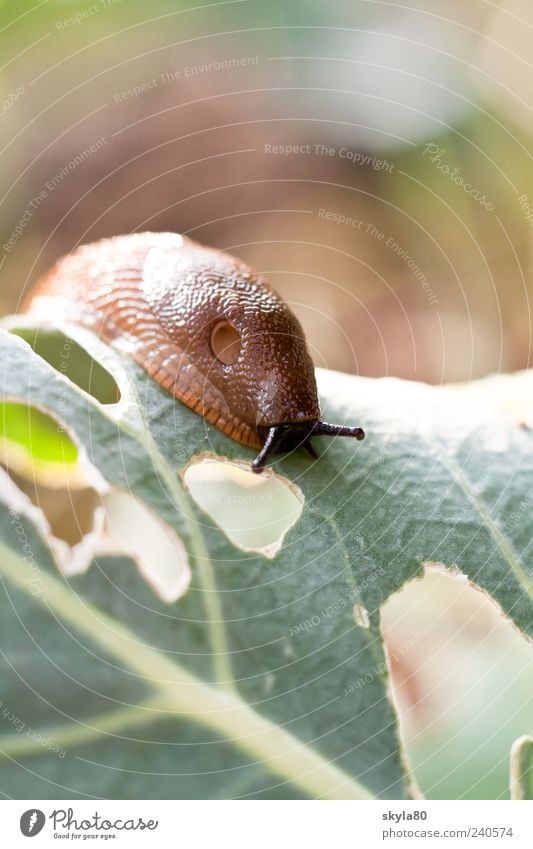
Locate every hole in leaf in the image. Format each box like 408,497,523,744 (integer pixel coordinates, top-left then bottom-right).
10,327,120,404
0,461,106,576
182,454,304,558
0,401,87,487
381,565,533,800
9,466,103,547
1,460,189,600
98,489,191,603
353,603,370,628
210,321,241,365
0,401,77,465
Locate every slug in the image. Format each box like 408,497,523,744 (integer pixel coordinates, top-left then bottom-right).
24,232,364,472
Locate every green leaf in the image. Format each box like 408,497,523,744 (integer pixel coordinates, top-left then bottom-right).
0,320,531,800
10,326,120,405
510,736,533,800
0,401,78,464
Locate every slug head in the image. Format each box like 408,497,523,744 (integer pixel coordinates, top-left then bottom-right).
143,240,320,427
142,237,365,470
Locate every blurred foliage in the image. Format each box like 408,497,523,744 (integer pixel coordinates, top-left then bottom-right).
1,1,533,381
383,569,533,800
11,326,121,403
0,401,78,464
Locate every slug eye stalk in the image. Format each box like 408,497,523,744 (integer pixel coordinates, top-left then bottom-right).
312,422,365,439
252,421,365,473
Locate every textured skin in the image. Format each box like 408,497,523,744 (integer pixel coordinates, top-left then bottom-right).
25,232,320,449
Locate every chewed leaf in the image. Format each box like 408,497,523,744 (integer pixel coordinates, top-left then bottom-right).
0,324,531,802
97,489,191,603
0,392,189,600
8,325,120,405
0,464,106,577
382,566,533,799
182,454,304,558
1,400,77,462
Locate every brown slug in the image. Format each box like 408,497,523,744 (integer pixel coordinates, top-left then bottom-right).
24,232,364,472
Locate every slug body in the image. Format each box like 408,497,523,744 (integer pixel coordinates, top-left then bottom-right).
25,233,364,471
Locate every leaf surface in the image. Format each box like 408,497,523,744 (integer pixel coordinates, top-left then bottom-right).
0,323,531,800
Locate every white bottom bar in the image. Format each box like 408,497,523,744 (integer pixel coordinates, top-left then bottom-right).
1,799,532,848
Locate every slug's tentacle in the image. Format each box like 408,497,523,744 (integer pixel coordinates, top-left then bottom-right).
312,421,365,440
252,419,365,473
252,426,283,473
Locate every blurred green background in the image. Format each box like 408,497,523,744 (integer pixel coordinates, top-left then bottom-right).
1,0,532,799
